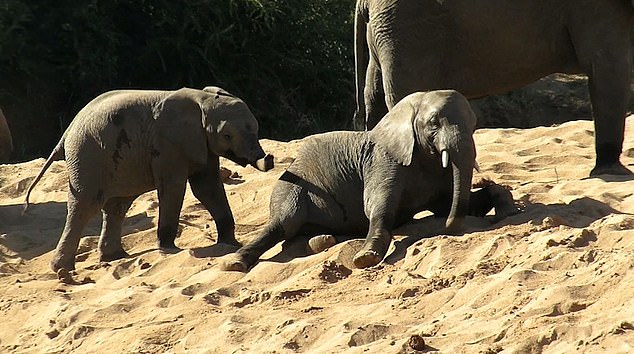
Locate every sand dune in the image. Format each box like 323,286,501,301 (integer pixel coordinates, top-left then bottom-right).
1,118,633,353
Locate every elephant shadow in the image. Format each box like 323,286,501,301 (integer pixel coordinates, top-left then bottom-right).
383,196,624,266
248,196,623,269
0,201,154,262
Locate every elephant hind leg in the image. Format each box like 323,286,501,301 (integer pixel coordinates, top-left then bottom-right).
364,58,388,130
51,191,101,273
223,206,308,272
572,25,633,176
222,222,287,272
98,196,137,262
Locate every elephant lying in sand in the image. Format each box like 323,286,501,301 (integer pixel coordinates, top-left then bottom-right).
354,0,634,176
223,90,518,272
24,86,274,274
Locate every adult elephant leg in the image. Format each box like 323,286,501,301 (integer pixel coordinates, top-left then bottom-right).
587,52,632,176
188,161,237,246
51,191,100,272
364,58,388,130
98,196,137,262
572,20,633,176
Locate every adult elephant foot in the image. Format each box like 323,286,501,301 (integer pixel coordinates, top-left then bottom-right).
221,253,249,272
99,249,130,262
590,162,633,178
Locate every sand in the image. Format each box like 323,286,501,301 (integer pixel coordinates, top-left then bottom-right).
1,118,633,353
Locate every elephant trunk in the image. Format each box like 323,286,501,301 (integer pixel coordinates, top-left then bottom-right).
441,137,475,233
248,141,274,172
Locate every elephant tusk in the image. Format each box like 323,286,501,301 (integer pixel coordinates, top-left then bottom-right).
441,150,449,168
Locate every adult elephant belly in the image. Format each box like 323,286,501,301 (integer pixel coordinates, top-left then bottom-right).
377,1,579,105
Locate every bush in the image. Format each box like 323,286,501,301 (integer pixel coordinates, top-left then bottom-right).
0,0,355,160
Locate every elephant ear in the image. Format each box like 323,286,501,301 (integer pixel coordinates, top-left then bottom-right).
368,101,417,166
155,89,208,165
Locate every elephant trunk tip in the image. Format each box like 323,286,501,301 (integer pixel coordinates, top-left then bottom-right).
253,154,274,172
444,215,464,235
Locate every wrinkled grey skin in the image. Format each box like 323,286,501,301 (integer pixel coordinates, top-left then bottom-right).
0,107,12,162
224,90,514,271
354,0,634,176
24,86,272,273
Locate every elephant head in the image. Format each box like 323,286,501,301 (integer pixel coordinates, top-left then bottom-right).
155,87,273,171
369,90,477,232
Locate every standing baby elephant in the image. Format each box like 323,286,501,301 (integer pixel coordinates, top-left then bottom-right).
25,86,274,274
224,90,516,272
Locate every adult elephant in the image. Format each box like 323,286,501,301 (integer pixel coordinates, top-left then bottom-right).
354,0,634,176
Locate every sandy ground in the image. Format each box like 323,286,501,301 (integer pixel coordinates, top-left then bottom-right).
1,118,633,354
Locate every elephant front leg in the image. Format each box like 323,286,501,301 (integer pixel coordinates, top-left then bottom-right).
188,163,238,246
353,216,393,269
156,178,187,251
99,196,137,262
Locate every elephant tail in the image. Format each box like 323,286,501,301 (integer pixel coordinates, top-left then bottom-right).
23,136,65,213
353,0,370,130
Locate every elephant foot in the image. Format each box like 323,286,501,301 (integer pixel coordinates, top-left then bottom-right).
159,245,182,255
99,249,130,263
50,254,76,274
56,268,79,284
590,162,633,178
217,236,242,247
353,230,391,268
221,253,250,272
307,234,337,254
352,250,382,269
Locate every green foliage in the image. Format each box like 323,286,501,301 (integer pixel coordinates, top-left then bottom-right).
0,0,355,159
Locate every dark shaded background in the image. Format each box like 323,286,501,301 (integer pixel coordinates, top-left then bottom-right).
0,1,630,162
0,0,355,161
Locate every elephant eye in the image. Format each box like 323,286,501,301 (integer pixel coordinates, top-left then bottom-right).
223,134,232,141
429,116,440,127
